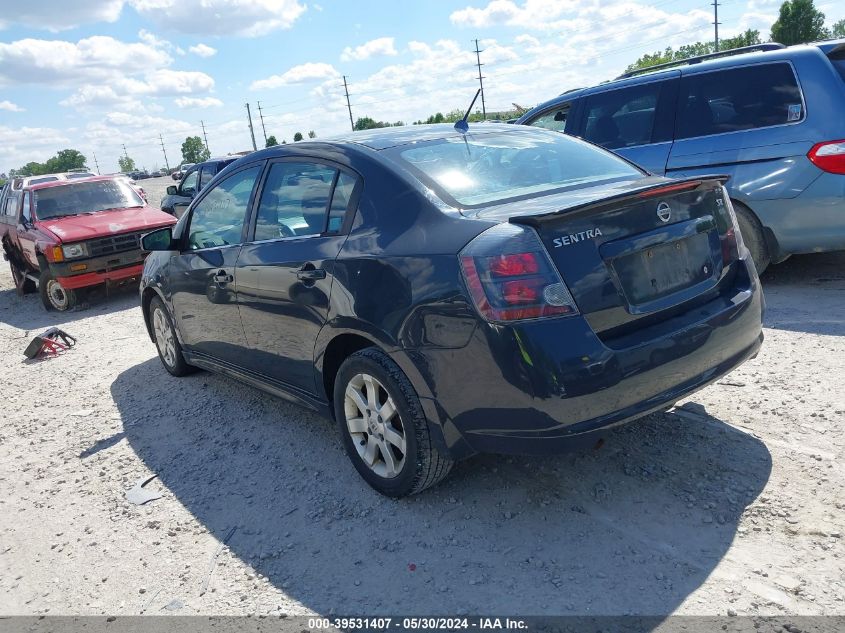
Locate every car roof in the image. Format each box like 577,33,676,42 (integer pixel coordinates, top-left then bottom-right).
521,39,844,117
27,175,121,192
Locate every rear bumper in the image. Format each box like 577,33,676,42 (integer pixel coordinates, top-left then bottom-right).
412,260,764,458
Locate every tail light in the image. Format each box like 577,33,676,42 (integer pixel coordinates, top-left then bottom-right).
459,223,578,322
807,140,845,175
718,187,745,265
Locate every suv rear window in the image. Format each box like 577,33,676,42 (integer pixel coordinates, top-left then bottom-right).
391,131,641,207
676,62,804,140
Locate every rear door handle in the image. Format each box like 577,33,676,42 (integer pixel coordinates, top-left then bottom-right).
297,266,326,281
213,270,233,284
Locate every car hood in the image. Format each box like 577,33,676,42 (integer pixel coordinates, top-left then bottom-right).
39,206,176,243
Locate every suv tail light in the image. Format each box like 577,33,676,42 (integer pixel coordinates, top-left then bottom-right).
807,140,845,175
459,223,578,322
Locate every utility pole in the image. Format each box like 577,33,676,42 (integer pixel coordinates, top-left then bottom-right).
342,75,354,132
256,101,268,146
200,120,210,154
245,103,258,151
474,39,487,120
712,0,721,52
158,134,170,171
92,152,100,175
122,144,129,160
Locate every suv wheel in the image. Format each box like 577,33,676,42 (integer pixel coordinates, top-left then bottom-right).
334,348,453,497
150,296,196,377
733,202,770,275
39,269,77,311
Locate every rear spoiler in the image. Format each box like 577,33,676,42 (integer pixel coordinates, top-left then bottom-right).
510,175,730,225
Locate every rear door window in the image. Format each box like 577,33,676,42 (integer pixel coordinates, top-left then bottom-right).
199,166,215,191
676,62,804,140
253,162,336,240
526,104,570,132
327,171,357,233
581,83,662,150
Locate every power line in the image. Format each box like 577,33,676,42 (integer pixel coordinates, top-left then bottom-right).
245,102,258,151
474,38,487,120
342,75,354,132
257,101,268,146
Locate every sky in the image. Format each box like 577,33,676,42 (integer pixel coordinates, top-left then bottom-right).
1,0,843,175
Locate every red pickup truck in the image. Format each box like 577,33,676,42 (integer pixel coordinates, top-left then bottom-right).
0,175,176,311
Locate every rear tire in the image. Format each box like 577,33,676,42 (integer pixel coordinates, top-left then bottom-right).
733,202,770,275
39,269,77,311
10,260,36,296
149,296,196,377
334,348,453,497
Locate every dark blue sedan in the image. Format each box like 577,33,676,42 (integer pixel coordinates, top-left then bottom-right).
139,123,764,497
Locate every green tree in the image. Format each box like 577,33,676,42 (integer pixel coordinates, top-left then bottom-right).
307,130,316,138
118,155,136,172
265,135,279,147
831,18,845,37
353,117,392,131
625,30,762,73
181,136,211,164
293,132,304,141
771,0,829,45
44,149,86,173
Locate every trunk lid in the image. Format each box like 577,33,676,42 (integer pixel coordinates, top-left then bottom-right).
471,176,738,340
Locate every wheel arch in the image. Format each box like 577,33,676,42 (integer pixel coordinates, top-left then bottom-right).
730,197,784,264
141,286,166,343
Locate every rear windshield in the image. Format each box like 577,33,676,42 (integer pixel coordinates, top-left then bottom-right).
389,131,641,207
33,179,144,219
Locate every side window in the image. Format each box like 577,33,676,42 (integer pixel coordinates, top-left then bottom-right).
677,63,804,140
186,166,261,251
5,194,20,219
180,169,199,196
582,83,661,150
527,105,569,132
327,172,357,233
253,162,336,241
22,192,31,222
199,166,214,191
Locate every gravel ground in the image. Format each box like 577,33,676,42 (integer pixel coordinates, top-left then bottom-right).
0,245,843,617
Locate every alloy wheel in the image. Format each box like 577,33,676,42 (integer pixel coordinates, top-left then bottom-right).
344,373,407,479
152,307,177,368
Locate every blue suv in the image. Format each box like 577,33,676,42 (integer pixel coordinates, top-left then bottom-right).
518,41,845,273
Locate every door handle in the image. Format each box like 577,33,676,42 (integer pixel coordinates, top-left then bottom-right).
296,266,326,281
213,270,233,284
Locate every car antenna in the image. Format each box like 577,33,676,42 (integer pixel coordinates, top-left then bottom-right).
454,88,481,133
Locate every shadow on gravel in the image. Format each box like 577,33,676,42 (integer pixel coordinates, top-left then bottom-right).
760,251,845,336
112,358,771,616
0,282,139,331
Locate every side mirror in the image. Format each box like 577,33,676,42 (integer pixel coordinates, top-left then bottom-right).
141,227,174,251
166,185,177,196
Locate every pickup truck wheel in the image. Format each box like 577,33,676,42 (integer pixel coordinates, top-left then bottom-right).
39,269,77,311
9,260,36,295
149,296,196,377
334,348,453,497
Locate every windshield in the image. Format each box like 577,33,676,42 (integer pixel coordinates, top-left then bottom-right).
390,130,642,207
33,179,144,219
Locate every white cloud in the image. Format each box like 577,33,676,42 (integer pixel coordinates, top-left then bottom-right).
251,62,339,90
0,125,72,171
2,1,124,31
0,100,24,112
189,43,217,58
340,37,398,62
129,0,307,37
138,29,185,55
174,96,224,108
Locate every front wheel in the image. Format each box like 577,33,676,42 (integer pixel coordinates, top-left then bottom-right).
334,348,453,497
149,296,196,376
39,269,77,311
